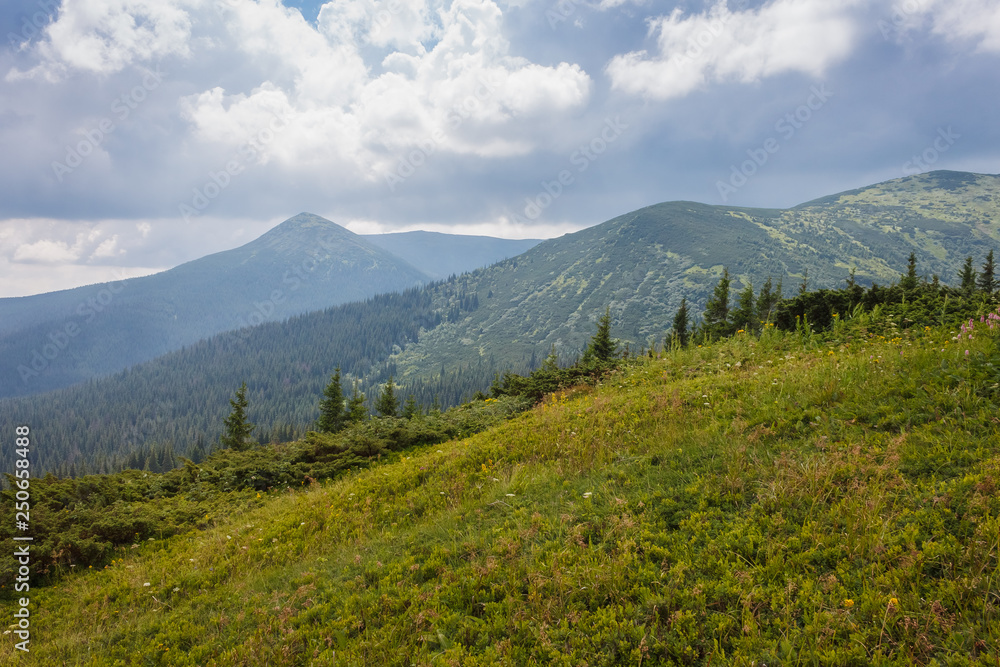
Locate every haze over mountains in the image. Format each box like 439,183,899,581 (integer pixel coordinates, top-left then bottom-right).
2,171,998,474
0,216,540,399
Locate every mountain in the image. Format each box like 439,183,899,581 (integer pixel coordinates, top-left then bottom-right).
361,231,542,279
0,213,431,399
383,170,1000,383
2,171,998,474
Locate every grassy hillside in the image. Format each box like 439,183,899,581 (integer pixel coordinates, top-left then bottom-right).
386,171,1000,387
7,302,1000,665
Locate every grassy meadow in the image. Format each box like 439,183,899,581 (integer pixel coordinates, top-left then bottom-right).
5,306,1000,665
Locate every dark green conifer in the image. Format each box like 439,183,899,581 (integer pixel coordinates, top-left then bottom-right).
582,307,617,364
375,376,399,418
671,297,689,348
346,382,367,423
316,367,346,433
959,256,976,295
978,250,997,294
220,382,255,451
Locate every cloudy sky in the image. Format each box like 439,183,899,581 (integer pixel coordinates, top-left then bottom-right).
1,0,998,296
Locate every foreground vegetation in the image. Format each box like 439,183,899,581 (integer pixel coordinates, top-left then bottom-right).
3,296,999,664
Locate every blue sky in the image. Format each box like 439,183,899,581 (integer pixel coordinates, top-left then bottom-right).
1,0,998,296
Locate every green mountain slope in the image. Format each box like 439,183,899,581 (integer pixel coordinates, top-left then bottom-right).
362,230,542,279
2,171,997,475
0,214,431,399
386,171,1000,384
8,307,1000,664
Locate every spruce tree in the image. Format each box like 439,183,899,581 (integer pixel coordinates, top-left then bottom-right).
316,367,346,433
978,250,997,295
731,281,755,333
756,276,777,326
346,382,367,423
671,297,689,348
583,307,617,364
901,252,918,291
703,268,732,338
798,269,808,296
402,394,419,419
220,382,255,451
959,256,976,295
541,344,560,372
375,376,399,417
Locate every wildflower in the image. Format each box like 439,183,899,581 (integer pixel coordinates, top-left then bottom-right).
506,493,515,497
843,599,854,608
143,582,150,587
583,491,593,498
173,587,180,592
889,597,898,606
966,350,970,356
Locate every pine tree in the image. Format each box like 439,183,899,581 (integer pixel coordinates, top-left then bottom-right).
316,367,346,433
670,297,689,348
959,256,976,295
582,307,617,364
346,381,367,423
375,376,399,417
798,269,809,296
703,268,732,338
541,344,559,372
901,252,918,291
978,250,997,294
402,394,419,419
220,382,255,451
756,276,777,326
731,281,755,333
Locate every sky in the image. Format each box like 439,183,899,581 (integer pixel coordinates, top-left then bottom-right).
1,0,998,297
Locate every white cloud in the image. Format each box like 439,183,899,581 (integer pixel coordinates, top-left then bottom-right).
605,0,861,100
13,237,84,263
91,234,123,258
899,0,1000,53
7,0,198,81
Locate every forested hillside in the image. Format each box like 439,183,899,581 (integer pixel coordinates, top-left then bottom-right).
0,214,430,399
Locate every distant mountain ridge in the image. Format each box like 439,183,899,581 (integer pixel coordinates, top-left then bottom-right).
361,231,541,279
0,213,431,398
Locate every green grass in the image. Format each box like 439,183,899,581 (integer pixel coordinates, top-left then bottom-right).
6,311,1000,665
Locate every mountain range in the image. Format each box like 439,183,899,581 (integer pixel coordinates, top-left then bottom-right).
1,170,998,474
0,217,540,399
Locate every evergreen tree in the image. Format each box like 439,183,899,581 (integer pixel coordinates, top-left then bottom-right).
901,252,918,291
978,249,997,294
799,269,809,296
346,382,367,423
670,297,690,348
582,307,617,364
731,281,755,333
756,276,777,326
316,367,346,433
541,344,560,372
959,256,976,295
220,382,255,451
402,394,419,419
375,376,399,417
703,268,732,338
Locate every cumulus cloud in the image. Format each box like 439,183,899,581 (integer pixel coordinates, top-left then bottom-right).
7,0,197,81
13,237,84,263
605,0,861,100
891,0,1000,53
